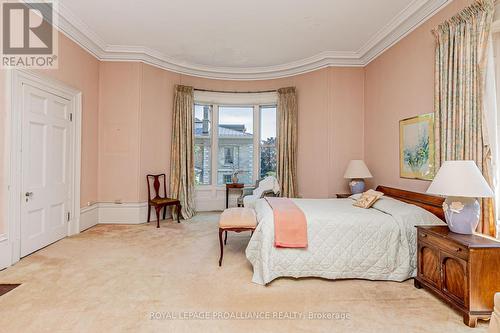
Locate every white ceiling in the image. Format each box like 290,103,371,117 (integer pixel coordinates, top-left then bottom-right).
56,0,451,79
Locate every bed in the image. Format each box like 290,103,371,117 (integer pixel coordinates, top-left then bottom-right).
245,186,446,285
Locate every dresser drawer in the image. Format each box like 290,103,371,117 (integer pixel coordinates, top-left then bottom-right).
418,229,469,260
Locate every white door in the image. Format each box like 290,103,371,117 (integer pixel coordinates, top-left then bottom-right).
20,84,73,257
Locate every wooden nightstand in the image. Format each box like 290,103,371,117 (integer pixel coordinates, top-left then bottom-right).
415,226,500,327
225,183,244,208
336,193,351,198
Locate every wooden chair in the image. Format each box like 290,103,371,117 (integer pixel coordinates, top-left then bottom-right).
146,174,181,228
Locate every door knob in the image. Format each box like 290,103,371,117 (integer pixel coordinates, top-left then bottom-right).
25,192,34,202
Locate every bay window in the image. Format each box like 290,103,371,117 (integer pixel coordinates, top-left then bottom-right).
259,106,277,179
193,91,277,188
217,106,254,185
194,104,212,185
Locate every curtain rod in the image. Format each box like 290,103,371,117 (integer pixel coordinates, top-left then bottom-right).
194,88,277,94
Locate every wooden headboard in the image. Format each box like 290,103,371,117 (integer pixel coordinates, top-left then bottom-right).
376,186,445,221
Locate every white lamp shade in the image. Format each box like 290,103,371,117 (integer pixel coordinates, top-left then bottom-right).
344,160,372,179
426,160,494,198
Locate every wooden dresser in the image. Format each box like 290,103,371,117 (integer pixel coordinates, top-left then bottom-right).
415,226,500,327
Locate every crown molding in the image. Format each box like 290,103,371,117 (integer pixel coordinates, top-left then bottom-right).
101,47,364,80
359,0,451,65
53,0,451,80
56,3,107,59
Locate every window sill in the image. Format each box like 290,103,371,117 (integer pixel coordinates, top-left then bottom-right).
195,185,252,191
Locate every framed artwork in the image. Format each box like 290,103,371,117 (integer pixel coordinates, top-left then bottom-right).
399,113,435,180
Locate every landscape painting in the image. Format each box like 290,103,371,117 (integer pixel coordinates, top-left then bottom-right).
399,114,435,180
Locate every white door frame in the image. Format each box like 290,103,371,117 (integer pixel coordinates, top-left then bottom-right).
4,69,82,267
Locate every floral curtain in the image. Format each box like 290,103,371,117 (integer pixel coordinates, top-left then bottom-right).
169,85,196,219
433,0,496,236
277,87,298,198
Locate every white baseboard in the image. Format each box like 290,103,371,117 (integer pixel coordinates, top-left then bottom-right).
98,202,148,224
0,233,11,269
195,187,241,211
79,202,150,227
80,204,99,231
78,198,226,228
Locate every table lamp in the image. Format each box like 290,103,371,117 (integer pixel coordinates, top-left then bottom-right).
344,160,373,194
426,160,494,234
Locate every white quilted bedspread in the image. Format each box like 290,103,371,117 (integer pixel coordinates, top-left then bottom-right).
245,197,445,285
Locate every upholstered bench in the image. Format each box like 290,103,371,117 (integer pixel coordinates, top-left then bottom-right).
218,208,257,266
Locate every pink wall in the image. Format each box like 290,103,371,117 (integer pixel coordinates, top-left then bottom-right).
329,68,365,197
98,64,365,202
364,0,472,193
182,67,365,198
97,62,176,203
179,67,362,199
0,0,473,227
98,62,142,202
35,34,100,207
0,33,99,234
138,64,178,200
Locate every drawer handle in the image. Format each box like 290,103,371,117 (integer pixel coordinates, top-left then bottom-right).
421,234,427,238
455,248,462,252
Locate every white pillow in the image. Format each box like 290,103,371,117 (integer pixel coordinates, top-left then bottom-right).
349,193,362,200
371,196,445,225
365,189,384,199
349,189,384,201
353,192,380,209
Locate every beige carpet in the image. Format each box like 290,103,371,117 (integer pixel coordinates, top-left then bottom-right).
0,212,488,332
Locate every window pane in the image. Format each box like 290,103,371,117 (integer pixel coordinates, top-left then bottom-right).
218,106,254,185
194,104,211,185
260,106,277,179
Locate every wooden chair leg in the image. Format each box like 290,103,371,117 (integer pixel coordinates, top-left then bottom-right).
177,204,181,223
147,205,151,222
218,228,224,266
224,230,228,245
163,206,166,220
155,206,161,228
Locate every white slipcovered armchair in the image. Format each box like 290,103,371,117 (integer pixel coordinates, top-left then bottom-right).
237,176,280,209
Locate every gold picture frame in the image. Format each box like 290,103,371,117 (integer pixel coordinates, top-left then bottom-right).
399,113,435,180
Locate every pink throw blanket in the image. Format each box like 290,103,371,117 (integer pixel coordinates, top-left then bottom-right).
265,197,308,248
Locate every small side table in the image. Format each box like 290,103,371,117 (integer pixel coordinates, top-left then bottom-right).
415,226,500,327
226,183,244,208
336,193,351,198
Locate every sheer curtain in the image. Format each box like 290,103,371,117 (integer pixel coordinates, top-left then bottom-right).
433,0,496,236
277,87,298,198
169,85,196,219
485,34,499,237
